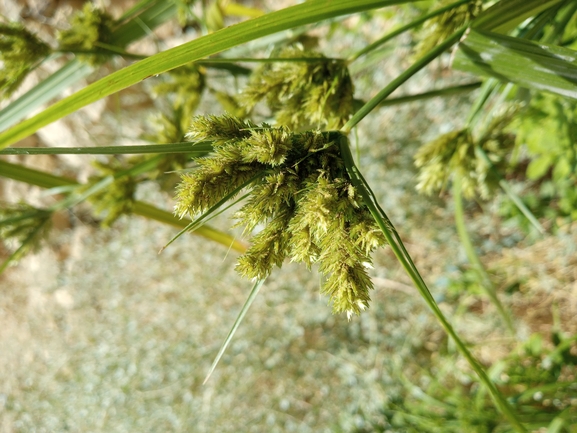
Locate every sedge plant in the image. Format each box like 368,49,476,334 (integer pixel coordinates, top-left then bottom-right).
2,0,577,431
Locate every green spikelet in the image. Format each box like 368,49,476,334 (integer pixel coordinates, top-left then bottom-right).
83,160,137,227
174,115,387,318
57,3,115,65
415,0,483,59
0,22,50,98
241,46,354,130
152,64,205,131
415,109,517,199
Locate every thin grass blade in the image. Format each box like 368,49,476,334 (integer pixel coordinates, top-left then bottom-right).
0,1,177,132
0,159,246,252
0,142,212,155
0,0,415,150
203,278,266,384
161,171,265,251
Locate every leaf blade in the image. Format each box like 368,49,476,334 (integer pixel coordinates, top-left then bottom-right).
203,278,265,384
0,0,413,150
454,29,577,99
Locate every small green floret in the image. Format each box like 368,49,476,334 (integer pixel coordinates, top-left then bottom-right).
57,3,115,65
0,22,50,98
83,160,137,228
415,0,483,58
175,115,386,317
152,64,205,131
241,46,354,130
415,110,516,199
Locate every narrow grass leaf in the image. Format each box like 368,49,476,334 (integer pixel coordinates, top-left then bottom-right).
161,171,265,252
452,177,515,333
342,25,467,133
0,0,414,150
348,0,472,63
338,135,527,432
472,0,564,33
455,29,577,99
160,191,250,253
0,142,213,155
0,1,176,132
0,159,246,252
203,278,266,385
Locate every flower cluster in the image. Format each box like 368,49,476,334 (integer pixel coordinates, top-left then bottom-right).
57,3,115,65
240,46,354,130
0,203,52,267
414,112,516,199
83,160,137,227
175,115,385,317
152,64,206,132
0,22,50,99
415,0,483,58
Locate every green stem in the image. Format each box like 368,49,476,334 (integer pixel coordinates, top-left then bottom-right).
474,146,545,234
348,0,472,63
452,176,515,334
375,82,482,108
0,142,212,155
337,136,526,433
0,159,246,253
342,26,467,134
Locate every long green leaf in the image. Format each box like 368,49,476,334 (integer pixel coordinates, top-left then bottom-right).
472,0,564,33
0,159,247,252
337,135,527,432
203,278,266,384
0,142,212,155
455,29,577,99
0,0,414,150
348,0,471,63
0,0,176,132
343,25,467,133
452,177,514,333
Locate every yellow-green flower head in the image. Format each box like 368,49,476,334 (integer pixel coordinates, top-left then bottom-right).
152,64,205,132
83,160,137,228
0,22,50,98
241,46,354,130
415,0,483,58
57,3,115,65
175,115,386,317
415,110,516,199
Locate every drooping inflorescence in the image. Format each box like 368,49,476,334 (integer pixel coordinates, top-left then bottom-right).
240,46,354,130
414,107,517,199
57,3,115,65
0,22,50,99
175,115,386,318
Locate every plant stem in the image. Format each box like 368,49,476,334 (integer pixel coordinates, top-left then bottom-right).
475,146,545,234
342,26,467,134
452,176,515,334
0,142,212,155
337,136,527,432
0,159,247,253
374,82,482,108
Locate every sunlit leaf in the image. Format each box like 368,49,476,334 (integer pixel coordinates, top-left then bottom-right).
0,0,413,150
454,29,577,99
